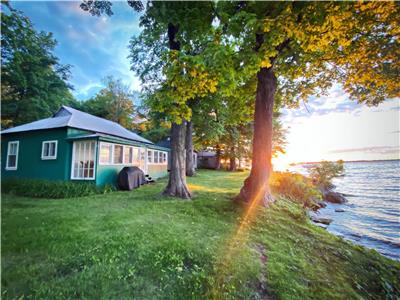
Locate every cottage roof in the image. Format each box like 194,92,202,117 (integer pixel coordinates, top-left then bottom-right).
1,106,153,145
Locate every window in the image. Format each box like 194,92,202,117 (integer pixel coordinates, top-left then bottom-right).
6,141,19,170
71,141,96,180
41,140,57,160
99,143,112,164
154,150,159,163
132,147,140,164
124,146,133,164
147,150,152,163
159,151,163,164
163,152,167,164
113,145,123,164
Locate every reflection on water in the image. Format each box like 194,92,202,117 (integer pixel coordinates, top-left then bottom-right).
293,160,400,261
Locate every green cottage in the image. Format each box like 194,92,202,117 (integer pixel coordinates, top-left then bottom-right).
1,106,169,186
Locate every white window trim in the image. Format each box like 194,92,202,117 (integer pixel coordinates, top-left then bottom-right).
5,141,19,170
124,146,138,165
41,140,58,160
99,142,144,166
70,140,97,180
147,149,153,163
146,150,168,165
99,142,113,165
113,144,124,165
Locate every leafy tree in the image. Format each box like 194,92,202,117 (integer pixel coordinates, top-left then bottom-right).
309,160,345,189
132,108,171,144
1,4,76,128
81,1,218,198
216,1,399,206
80,76,135,129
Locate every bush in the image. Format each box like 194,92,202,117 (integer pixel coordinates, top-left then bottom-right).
308,160,344,189
270,172,322,209
2,178,115,199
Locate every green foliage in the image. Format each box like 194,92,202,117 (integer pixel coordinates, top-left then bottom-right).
217,2,399,107
2,170,399,299
1,5,76,129
2,179,114,199
309,160,345,189
270,171,322,209
79,76,135,129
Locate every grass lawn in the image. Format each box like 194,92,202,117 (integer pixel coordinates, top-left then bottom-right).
2,170,399,299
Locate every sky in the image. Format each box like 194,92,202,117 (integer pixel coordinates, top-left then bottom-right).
8,1,400,164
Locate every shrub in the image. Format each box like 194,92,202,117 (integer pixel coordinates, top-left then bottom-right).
2,178,115,199
308,160,344,189
270,172,322,209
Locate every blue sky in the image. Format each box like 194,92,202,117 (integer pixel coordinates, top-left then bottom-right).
11,1,142,100
8,1,400,162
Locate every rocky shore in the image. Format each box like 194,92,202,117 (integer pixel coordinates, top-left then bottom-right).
310,184,347,227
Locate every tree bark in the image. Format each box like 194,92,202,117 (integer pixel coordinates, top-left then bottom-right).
163,121,191,199
162,22,191,199
229,146,236,171
215,144,222,170
185,120,196,176
236,67,275,206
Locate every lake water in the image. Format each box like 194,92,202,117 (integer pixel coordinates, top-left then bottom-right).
292,160,400,261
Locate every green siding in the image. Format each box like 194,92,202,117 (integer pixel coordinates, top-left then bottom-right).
1,128,72,181
96,165,123,186
1,127,168,187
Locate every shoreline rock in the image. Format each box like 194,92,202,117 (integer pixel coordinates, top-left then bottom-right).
311,216,333,225
324,191,347,204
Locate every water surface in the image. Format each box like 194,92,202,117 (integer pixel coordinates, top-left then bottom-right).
293,160,400,260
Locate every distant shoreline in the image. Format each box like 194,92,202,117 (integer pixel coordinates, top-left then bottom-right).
291,158,400,166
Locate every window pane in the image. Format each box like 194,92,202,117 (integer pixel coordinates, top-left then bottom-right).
147,150,152,163
159,152,163,163
124,147,133,164
8,155,16,167
154,151,158,163
49,142,56,157
114,145,123,164
43,143,49,157
132,148,138,163
100,144,111,164
10,143,17,155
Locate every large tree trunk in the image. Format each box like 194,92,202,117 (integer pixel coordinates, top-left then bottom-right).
163,121,191,199
215,144,222,170
236,67,275,206
185,120,196,176
229,146,236,171
162,22,191,199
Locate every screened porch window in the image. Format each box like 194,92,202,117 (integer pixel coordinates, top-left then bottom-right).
124,146,133,164
71,141,96,180
99,143,112,164
113,145,123,164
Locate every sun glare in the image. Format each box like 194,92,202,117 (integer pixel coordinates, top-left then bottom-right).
272,154,292,172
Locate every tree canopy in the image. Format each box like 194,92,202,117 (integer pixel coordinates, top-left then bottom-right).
79,76,136,129
217,1,399,107
1,4,76,128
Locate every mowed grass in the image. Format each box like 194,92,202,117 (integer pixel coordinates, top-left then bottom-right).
2,170,399,299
